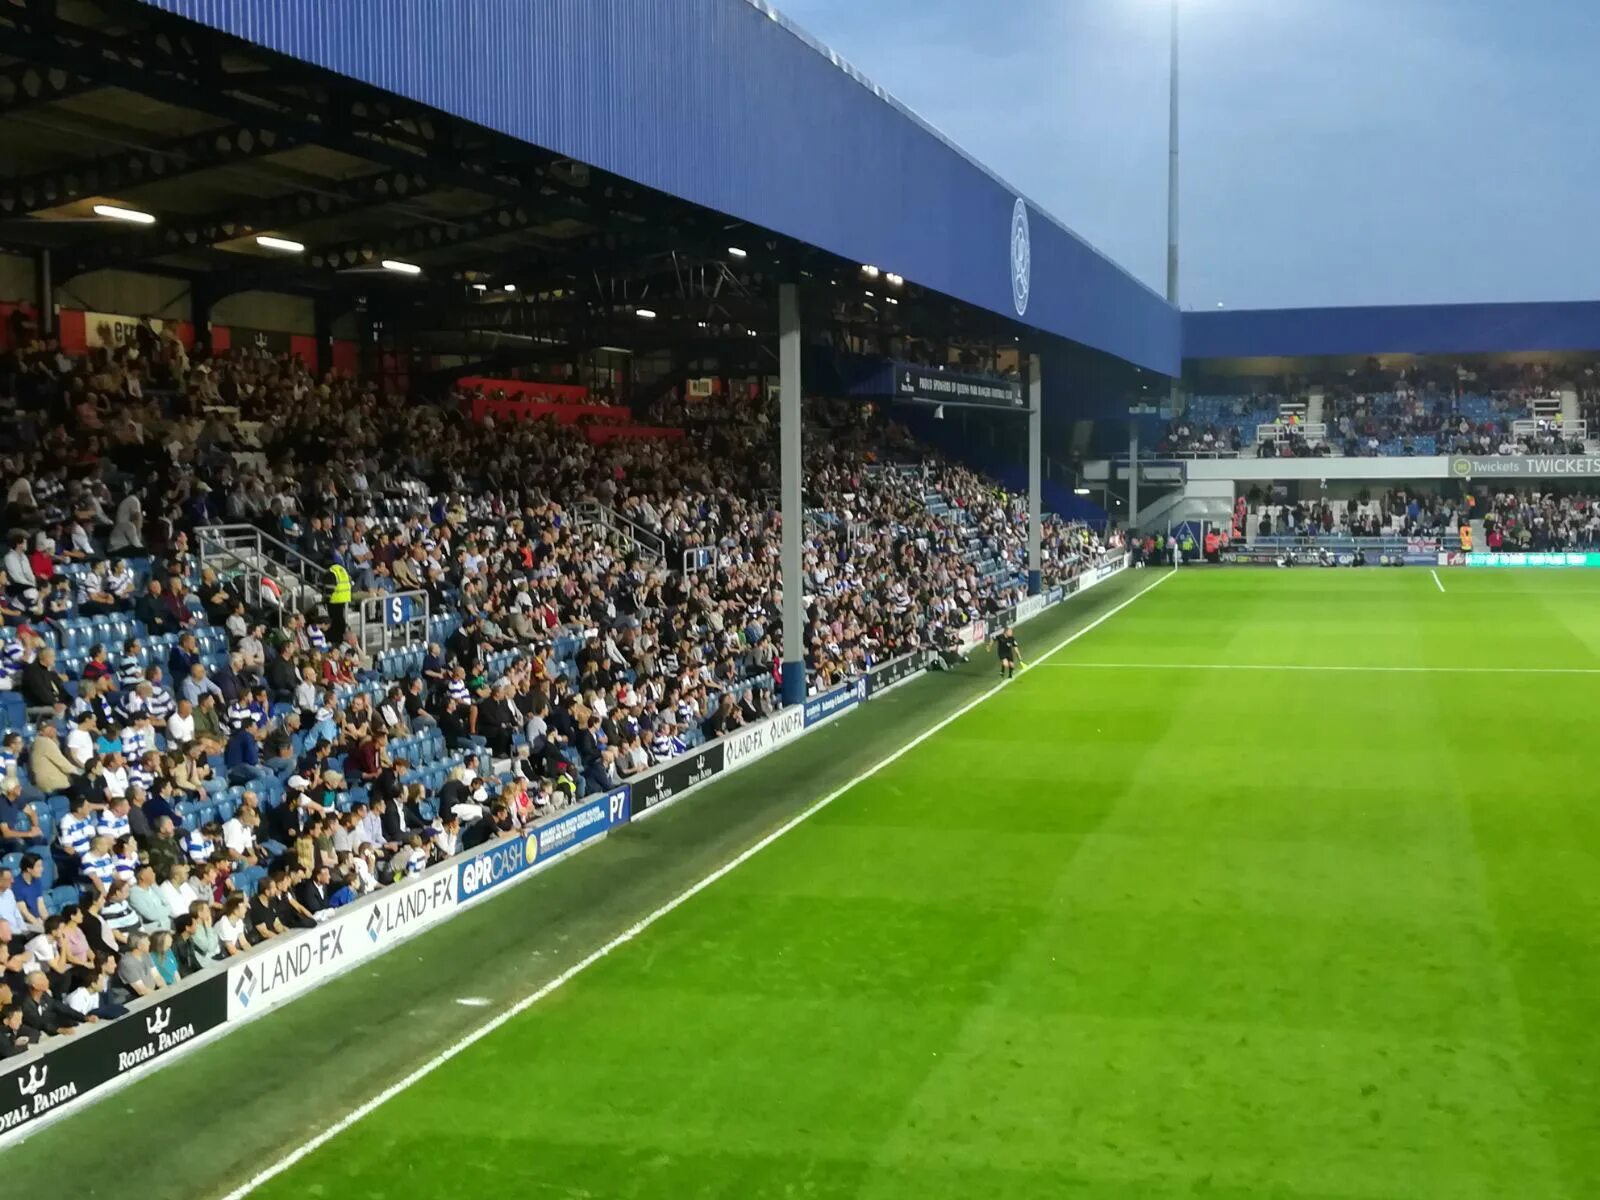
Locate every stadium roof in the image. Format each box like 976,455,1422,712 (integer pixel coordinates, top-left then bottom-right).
0,0,1181,378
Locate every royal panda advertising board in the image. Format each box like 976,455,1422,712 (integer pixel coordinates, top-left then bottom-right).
0,974,228,1143
864,650,928,698
634,743,727,811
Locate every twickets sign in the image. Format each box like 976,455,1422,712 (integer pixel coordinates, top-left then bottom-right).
1450,455,1600,478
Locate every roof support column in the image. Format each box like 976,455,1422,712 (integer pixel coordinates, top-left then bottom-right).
191,276,218,359
1129,422,1140,532
1027,354,1042,596
34,249,54,339
313,296,337,377
779,281,806,708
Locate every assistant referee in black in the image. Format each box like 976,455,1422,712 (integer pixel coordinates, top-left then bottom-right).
994,626,1020,680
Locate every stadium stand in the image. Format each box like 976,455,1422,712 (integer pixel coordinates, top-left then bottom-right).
1169,360,1595,458
0,327,1116,1051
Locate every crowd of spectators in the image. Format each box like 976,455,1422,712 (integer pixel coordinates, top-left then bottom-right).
1243,487,1600,548
0,321,1115,1056
1480,491,1600,551
1181,358,1599,459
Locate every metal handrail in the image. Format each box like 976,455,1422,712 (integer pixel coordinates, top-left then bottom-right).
571,502,665,562
197,524,328,624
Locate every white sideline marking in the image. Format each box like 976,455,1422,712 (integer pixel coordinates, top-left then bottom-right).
1431,570,1446,593
219,570,1177,1199
1040,661,1600,676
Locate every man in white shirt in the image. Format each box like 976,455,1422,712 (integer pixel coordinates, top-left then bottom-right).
158,863,203,920
167,698,196,748
222,797,260,863
2,535,35,595
65,713,98,768
99,753,131,801
237,624,266,673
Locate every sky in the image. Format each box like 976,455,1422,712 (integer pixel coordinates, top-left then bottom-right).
773,0,1600,312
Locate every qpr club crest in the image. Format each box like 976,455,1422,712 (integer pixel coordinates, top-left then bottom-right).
1009,198,1031,317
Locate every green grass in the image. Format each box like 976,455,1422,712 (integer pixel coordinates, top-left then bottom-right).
12,567,1600,1198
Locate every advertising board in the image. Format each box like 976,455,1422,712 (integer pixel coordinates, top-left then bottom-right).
0,974,227,1142
633,744,726,811
721,707,806,770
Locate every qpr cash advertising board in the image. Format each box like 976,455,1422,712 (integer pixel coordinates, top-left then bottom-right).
457,787,631,902
803,677,869,727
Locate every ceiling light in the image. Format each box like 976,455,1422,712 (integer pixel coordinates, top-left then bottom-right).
381,259,422,276
697,321,709,329
1074,487,1092,496
636,308,657,319
886,273,903,287
886,297,899,305
597,346,633,355
861,265,880,278
727,246,747,258
502,283,517,292
92,203,156,225
255,235,304,253
746,328,758,337
472,283,487,292
864,290,874,298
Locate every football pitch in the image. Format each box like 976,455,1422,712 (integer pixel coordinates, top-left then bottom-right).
13,566,1600,1198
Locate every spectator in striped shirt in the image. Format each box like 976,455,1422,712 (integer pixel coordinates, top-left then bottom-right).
117,637,145,689
128,751,158,796
120,712,156,762
183,823,215,866
57,794,96,862
101,880,141,949
0,732,19,782
81,835,117,893
74,568,120,617
142,667,177,722
224,693,256,732
111,834,140,884
95,795,132,842
103,560,135,606
0,629,32,691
